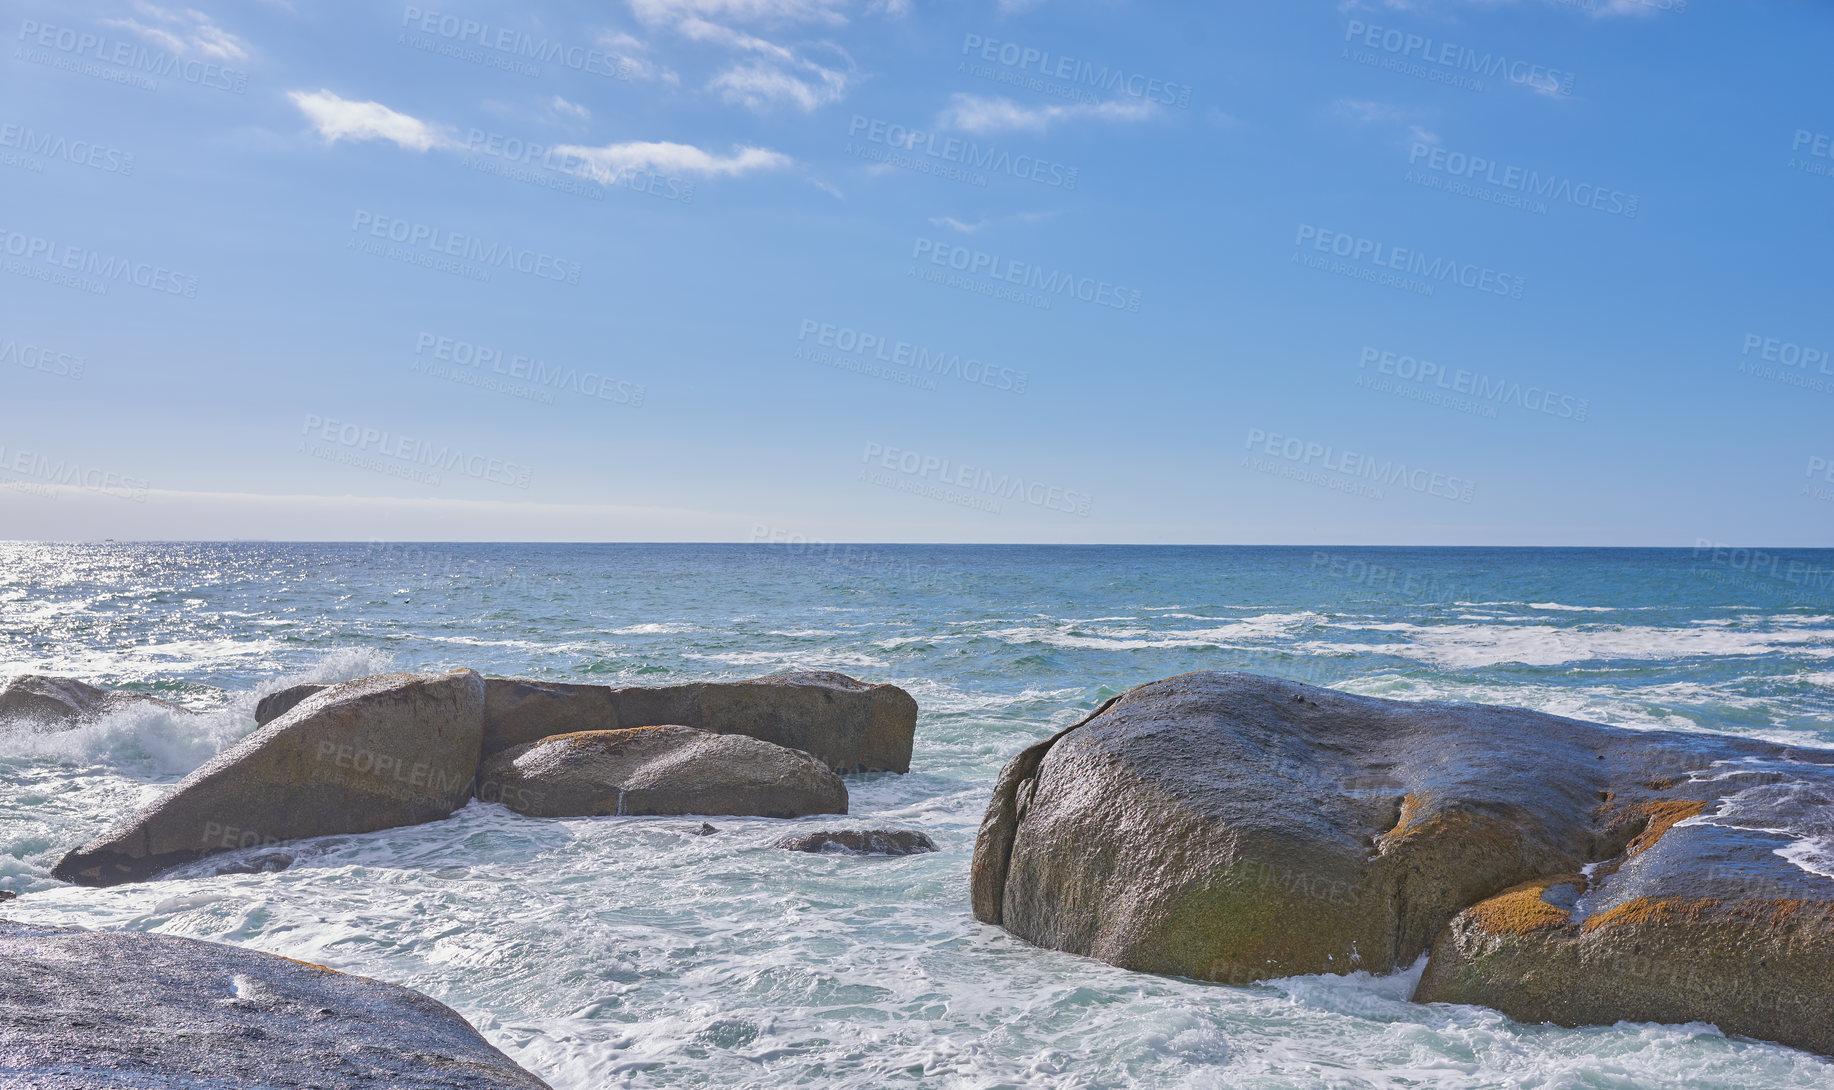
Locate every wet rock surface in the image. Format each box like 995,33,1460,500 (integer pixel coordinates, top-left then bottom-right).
0,920,550,1088
973,671,1834,1055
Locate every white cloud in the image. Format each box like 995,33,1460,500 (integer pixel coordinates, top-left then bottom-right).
1330,98,1438,145
936,93,1155,135
289,89,789,187
628,0,860,112
1331,98,1411,125
551,140,792,183
550,96,592,123
930,216,984,234
288,90,451,152
103,2,249,61
597,29,681,83
628,0,849,27
711,61,848,111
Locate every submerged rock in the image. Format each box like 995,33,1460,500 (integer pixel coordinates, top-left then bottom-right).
481,671,917,774
52,670,485,887
477,726,847,819
775,829,938,856
0,674,192,730
254,682,333,726
0,920,550,1088
972,671,1834,1055
212,852,295,876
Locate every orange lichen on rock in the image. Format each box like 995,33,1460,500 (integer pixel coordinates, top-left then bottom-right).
1582,895,1720,933
1622,800,1705,858
1466,875,1586,935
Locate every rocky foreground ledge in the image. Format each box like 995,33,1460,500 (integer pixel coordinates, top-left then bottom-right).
973,671,1834,1057
0,920,549,1088
32,668,915,886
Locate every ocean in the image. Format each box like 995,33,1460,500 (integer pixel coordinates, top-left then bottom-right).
3,542,1833,1089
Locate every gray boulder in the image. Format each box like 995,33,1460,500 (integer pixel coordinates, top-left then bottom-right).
0,920,549,1088
0,674,191,730
481,670,916,774
973,671,1834,1056
776,829,938,855
53,669,485,887
254,681,333,726
477,725,847,819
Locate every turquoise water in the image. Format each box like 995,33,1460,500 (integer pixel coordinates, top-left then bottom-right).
3,542,1834,1088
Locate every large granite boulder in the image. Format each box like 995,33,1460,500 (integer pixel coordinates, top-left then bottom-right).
52,669,485,887
477,725,847,819
482,670,916,774
254,681,333,726
972,671,1834,1055
0,674,192,730
0,920,549,1088
481,678,619,756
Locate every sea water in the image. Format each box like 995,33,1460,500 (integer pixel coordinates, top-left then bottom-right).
3,542,1833,1089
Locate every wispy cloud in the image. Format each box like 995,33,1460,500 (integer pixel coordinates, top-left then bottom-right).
711,60,849,111
550,96,592,123
1331,97,1438,144
103,1,249,61
550,140,793,182
628,0,861,113
628,0,849,27
936,93,1156,135
928,209,1062,234
289,90,451,152
597,29,680,83
289,91,792,182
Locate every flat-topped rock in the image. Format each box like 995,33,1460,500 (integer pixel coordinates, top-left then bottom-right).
972,671,1834,1056
0,674,192,730
53,669,485,887
482,670,916,774
0,920,550,1088
477,725,847,819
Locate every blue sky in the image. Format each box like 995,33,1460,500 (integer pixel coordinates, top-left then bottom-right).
1,0,1830,544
